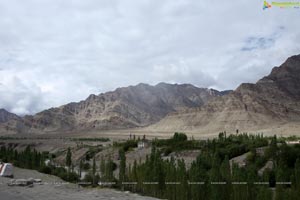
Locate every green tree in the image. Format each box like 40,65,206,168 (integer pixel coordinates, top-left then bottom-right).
209,153,223,200
92,156,96,185
294,159,300,195
220,156,231,200
100,156,106,181
256,187,272,200
172,132,187,142
266,135,278,159
231,164,248,200
105,156,115,182
79,159,83,178
176,159,188,200
119,148,126,189
66,147,72,170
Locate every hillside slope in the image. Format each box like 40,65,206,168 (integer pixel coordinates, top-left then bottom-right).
0,83,227,134
149,55,300,134
0,109,20,123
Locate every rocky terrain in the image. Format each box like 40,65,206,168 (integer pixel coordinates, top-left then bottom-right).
149,54,300,134
0,167,159,200
1,54,300,137
0,109,20,123
0,83,228,135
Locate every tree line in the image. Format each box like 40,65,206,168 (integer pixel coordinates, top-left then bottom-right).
0,145,78,182
121,134,300,200
1,133,300,199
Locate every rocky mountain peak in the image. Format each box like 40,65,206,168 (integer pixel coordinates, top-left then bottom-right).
0,83,227,134
0,109,20,123
257,54,300,98
149,54,300,135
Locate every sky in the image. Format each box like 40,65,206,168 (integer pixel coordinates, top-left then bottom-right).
0,0,300,115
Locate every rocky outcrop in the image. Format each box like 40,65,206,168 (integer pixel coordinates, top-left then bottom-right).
0,109,20,123
149,54,300,134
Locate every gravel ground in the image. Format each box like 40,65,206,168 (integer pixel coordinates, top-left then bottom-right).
162,150,201,169
0,167,159,200
230,152,249,168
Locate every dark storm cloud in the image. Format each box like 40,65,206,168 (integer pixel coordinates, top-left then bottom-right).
0,0,300,115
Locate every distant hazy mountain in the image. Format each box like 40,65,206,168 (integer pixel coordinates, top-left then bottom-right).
0,83,228,134
0,109,20,123
150,55,300,134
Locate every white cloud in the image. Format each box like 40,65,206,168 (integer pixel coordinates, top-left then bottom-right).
0,0,299,114
0,74,45,115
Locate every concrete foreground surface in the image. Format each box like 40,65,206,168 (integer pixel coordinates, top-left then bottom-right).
0,167,159,200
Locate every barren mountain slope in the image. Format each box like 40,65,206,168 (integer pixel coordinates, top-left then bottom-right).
0,83,227,134
0,109,20,123
149,55,300,134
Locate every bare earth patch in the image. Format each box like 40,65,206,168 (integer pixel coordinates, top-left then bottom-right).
0,167,159,200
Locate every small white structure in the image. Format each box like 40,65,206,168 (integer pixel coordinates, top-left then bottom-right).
0,162,14,177
44,159,51,166
286,140,300,145
138,140,150,149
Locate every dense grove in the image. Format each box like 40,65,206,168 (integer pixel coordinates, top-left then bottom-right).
124,133,300,200
1,133,300,200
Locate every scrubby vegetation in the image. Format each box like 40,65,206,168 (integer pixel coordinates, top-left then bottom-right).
0,136,29,140
85,146,103,161
153,132,201,155
70,137,110,142
113,139,138,152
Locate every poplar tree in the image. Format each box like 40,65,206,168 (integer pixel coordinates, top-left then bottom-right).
220,156,231,200
105,156,114,182
66,147,72,173
100,156,106,181
209,153,222,200
92,156,96,185
295,159,300,195
119,148,126,189
79,159,83,178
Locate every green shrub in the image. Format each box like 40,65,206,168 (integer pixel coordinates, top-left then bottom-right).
172,132,187,142
83,162,91,170
39,166,52,174
163,147,172,156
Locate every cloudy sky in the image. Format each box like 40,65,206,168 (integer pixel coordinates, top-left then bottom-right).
0,0,300,115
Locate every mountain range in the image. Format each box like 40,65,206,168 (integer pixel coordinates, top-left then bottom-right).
0,83,229,134
149,54,300,134
0,54,299,136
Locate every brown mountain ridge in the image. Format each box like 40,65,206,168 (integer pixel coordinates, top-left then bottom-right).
0,109,20,123
149,54,300,135
0,83,229,134
1,54,299,136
